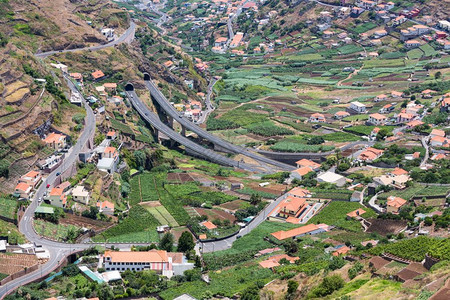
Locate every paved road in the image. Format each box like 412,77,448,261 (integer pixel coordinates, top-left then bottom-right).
197,79,217,124
200,194,284,253
143,79,295,171
420,136,430,167
0,77,96,299
35,22,136,58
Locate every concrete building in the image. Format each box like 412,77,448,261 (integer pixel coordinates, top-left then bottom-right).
19,170,42,189
317,171,346,187
72,185,90,205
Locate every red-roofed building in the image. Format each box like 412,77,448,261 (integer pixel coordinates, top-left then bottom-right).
295,159,321,171
19,170,42,188
369,113,388,125
397,113,415,123
259,254,299,269
358,147,384,162
271,224,326,241
387,196,407,213
91,70,105,81
346,208,366,219
309,113,326,123
200,221,217,230
49,187,67,208
97,200,115,215
290,167,314,180
43,132,66,150
14,182,32,199
332,246,351,256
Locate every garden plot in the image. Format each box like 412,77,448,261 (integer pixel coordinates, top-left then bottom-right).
194,208,236,222
140,201,179,227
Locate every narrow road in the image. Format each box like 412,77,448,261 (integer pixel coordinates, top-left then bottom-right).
35,22,136,58
197,79,217,124
420,136,430,167
0,76,96,299
200,194,285,253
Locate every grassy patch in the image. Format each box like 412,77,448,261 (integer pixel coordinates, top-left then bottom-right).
308,201,376,232
0,197,17,219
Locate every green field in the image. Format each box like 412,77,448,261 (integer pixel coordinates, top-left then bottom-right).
407,48,423,60
0,197,17,219
378,184,450,200
308,201,377,232
34,219,81,242
93,205,159,243
0,219,25,244
143,204,179,227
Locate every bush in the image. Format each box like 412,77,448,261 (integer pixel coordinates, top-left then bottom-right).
310,275,345,297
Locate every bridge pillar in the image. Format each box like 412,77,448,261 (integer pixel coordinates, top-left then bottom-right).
181,126,186,137
168,116,174,129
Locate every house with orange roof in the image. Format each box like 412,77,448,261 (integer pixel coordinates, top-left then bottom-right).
332,246,351,256
346,208,366,219
271,224,327,241
19,170,42,188
309,113,326,123
405,39,421,48
431,153,447,161
200,221,217,230
290,167,314,180
389,168,408,177
214,36,228,47
295,159,321,171
430,135,450,148
163,61,174,68
369,113,387,125
441,97,450,112
379,103,395,114
103,83,117,93
421,89,437,98
406,120,424,129
91,70,105,81
103,147,119,159
106,130,117,140
391,91,404,98
396,113,415,123
259,254,299,269
97,147,119,174
358,147,384,162
286,187,311,199
70,73,83,84
14,182,32,199
230,32,244,48
277,197,307,219
334,111,350,119
387,196,407,213
374,94,388,102
49,187,67,208
43,132,66,151
103,249,193,277
97,200,115,215
430,129,445,138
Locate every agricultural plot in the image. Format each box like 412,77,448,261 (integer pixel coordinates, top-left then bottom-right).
93,205,159,243
270,139,334,153
245,121,293,136
34,219,81,242
141,203,179,227
419,43,438,57
352,22,377,34
378,184,449,201
0,197,17,219
307,201,376,232
407,48,423,60
344,125,393,136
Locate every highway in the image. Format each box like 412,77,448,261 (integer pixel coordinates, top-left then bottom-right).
35,22,136,58
143,79,296,171
126,90,264,172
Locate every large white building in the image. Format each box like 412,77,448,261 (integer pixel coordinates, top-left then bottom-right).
102,250,194,278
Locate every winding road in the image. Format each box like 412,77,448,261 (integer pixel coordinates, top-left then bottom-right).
35,22,136,58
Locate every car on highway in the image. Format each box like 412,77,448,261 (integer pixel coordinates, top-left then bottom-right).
56,172,61,176
46,184,50,188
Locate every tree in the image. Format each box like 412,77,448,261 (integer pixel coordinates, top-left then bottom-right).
250,193,262,205
287,280,299,294
435,71,442,80
177,231,195,253
241,284,260,300
283,240,298,255
313,275,345,297
158,232,174,252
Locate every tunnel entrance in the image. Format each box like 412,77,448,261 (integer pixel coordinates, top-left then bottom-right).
143,72,151,81
125,83,134,91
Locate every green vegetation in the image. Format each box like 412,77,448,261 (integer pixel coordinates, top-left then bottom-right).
34,219,81,242
245,121,293,136
369,236,450,261
270,138,334,152
308,201,376,232
94,205,159,243
0,196,17,219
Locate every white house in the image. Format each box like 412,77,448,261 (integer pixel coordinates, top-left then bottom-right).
349,101,366,113
368,113,387,125
317,171,347,187
72,185,90,205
